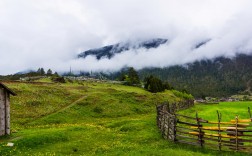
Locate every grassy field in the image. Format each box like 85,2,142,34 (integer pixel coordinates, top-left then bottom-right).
0,80,250,155
179,101,252,122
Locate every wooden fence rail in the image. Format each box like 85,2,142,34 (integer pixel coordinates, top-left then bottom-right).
157,102,252,153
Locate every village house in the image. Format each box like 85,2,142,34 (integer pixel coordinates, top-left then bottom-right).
0,82,16,136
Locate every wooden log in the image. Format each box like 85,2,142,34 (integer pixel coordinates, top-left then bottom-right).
231,138,252,143
207,121,249,127
190,126,245,131
177,120,201,127
229,138,244,145
223,144,246,149
226,132,252,137
230,119,252,123
0,88,6,136
189,132,239,139
176,130,201,137
202,136,241,144
236,129,252,132
176,126,199,132
176,134,198,139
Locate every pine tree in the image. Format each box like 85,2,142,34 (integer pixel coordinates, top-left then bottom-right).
40,68,45,75
37,68,41,74
54,72,59,76
127,67,140,85
47,69,53,76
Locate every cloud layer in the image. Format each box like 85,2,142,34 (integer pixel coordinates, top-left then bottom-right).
1,0,252,75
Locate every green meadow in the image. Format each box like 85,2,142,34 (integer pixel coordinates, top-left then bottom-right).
0,80,250,156
179,101,252,122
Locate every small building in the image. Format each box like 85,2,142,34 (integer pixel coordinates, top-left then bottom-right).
0,82,16,136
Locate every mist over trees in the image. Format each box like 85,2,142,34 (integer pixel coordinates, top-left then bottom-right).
139,54,252,97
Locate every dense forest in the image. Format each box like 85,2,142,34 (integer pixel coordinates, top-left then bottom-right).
138,54,252,97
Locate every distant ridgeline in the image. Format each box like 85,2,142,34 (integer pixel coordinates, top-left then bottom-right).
138,54,252,98
78,38,168,59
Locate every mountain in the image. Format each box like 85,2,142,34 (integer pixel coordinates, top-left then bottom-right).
138,54,252,98
78,38,168,59
77,38,252,97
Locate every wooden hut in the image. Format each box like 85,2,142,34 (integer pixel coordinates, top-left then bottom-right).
0,82,16,136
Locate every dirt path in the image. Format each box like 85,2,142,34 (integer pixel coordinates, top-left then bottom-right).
26,95,87,125
51,95,87,115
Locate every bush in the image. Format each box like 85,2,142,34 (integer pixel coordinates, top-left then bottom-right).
51,76,66,83
172,90,194,100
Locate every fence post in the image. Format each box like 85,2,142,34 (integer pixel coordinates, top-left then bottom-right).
248,107,251,120
173,114,177,142
235,115,238,152
217,110,222,151
161,105,165,137
196,112,203,147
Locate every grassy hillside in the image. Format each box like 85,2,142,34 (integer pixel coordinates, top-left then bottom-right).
0,80,249,155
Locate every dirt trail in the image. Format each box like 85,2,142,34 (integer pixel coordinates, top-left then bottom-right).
27,95,87,124
51,95,87,115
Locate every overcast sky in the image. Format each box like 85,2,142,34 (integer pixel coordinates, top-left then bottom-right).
1,0,252,75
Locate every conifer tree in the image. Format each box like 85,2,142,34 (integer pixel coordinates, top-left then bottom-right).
47,69,53,76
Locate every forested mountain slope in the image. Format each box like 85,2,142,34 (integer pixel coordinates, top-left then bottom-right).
139,54,252,97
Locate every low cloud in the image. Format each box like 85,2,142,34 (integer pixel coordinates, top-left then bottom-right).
1,0,252,75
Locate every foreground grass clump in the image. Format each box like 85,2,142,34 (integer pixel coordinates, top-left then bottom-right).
0,80,249,155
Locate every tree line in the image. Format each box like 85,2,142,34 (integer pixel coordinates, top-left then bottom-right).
119,67,173,93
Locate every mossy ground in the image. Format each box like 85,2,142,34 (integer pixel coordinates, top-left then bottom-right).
0,80,249,155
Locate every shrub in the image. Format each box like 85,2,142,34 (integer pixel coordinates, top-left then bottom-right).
51,76,66,83
172,90,194,100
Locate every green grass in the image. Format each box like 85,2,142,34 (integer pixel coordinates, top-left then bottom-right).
0,80,250,155
179,101,252,122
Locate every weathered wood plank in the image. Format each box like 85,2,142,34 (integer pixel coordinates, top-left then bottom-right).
189,132,239,139
0,88,6,136
190,126,245,131
5,93,10,135
176,134,198,140
176,126,199,132
177,120,201,127
207,121,249,127
230,119,252,123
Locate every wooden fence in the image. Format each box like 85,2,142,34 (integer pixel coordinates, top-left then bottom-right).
157,103,252,153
